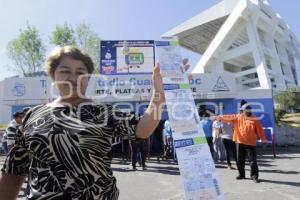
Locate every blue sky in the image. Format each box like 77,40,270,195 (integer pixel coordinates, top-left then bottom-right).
0,0,299,81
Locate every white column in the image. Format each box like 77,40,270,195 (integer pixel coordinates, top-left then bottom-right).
246,19,272,89
216,53,225,73
265,25,286,90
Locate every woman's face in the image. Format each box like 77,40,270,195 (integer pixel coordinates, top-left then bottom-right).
53,56,89,98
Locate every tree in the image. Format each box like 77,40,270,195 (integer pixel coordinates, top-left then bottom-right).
50,22,101,72
275,86,300,112
7,24,46,75
75,23,101,72
51,23,76,46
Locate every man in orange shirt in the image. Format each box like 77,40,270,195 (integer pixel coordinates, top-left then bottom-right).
217,104,266,183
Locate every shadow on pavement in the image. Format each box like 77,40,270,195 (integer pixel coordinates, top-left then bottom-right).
260,155,300,160
143,168,180,176
112,165,180,176
256,159,274,163
259,169,299,174
256,163,277,167
111,167,132,172
143,159,178,165
259,179,300,187
111,158,178,166
214,165,228,169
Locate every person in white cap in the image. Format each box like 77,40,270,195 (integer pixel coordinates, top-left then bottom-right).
216,104,266,183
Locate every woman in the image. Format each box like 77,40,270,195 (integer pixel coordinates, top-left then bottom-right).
0,46,165,200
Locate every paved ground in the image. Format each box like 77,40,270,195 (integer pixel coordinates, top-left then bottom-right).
1,146,300,200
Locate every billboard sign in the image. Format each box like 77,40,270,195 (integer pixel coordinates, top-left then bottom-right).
100,40,155,75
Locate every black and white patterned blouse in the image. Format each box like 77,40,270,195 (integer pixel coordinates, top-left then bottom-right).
1,103,137,200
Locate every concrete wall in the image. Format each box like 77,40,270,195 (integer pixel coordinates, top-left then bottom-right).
276,125,300,146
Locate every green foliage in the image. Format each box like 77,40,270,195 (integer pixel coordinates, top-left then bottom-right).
50,22,101,72
7,24,46,74
275,86,300,112
275,109,287,123
6,22,101,76
75,23,100,72
51,23,76,46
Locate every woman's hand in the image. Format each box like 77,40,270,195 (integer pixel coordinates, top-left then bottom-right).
152,63,163,92
152,63,165,103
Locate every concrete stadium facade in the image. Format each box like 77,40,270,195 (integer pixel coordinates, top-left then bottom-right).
162,0,300,93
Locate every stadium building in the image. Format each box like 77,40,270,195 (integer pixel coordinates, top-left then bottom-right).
162,0,300,92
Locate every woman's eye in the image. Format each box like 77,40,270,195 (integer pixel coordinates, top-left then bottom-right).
77,71,87,75
60,71,70,74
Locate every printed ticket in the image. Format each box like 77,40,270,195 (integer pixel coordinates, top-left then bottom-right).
176,145,222,200
155,38,224,200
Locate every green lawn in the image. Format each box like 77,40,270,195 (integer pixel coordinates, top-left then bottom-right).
0,124,8,131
